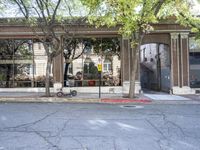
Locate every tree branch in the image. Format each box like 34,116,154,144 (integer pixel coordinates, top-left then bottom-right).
73,42,86,60
35,0,48,25
153,0,165,16
13,0,29,18
44,0,50,17
51,0,61,23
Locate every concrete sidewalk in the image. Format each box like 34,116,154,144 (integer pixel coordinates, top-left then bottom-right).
0,92,200,104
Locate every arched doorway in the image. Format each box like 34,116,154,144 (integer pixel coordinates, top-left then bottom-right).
140,43,171,92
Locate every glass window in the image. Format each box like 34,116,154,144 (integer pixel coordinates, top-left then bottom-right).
62,37,121,87
103,59,112,72
29,64,36,75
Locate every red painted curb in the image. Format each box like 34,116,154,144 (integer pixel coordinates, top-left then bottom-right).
101,99,152,103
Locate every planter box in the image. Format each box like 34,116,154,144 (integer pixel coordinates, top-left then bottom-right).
88,80,95,86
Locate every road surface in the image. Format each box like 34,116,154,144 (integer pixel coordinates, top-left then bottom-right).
0,102,200,150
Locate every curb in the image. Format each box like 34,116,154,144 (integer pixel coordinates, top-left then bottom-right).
0,97,101,103
0,97,200,104
101,98,152,103
150,100,200,105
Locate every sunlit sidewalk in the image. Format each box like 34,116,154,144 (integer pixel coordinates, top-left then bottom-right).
0,91,200,104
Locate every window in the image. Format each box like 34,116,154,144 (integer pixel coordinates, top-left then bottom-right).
38,42,42,50
29,64,36,75
103,59,112,72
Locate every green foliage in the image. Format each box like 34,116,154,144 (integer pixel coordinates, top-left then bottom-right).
0,1,3,10
0,40,32,59
17,43,32,59
81,0,156,37
190,37,200,49
81,0,193,39
0,73,6,81
91,38,120,57
174,0,200,40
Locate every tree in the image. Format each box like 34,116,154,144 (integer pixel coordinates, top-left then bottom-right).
81,0,192,98
6,0,87,96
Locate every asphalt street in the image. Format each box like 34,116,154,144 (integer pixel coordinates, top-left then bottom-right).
0,103,200,150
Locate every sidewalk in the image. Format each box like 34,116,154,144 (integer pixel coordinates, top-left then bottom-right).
0,91,200,104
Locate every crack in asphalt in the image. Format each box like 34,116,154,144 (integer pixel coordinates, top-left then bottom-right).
0,118,70,150
165,120,186,137
147,119,171,150
1,104,200,150
34,130,61,150
47,119,71,147
145,109,171,150
3,111,58,130
145,108,195,150
71,136,88,150
112,138,117,150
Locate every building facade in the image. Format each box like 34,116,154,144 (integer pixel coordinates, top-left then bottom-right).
0,19,199,94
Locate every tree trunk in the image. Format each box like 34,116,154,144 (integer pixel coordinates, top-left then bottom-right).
45,56,51,97
6,65,11,88
64,62,70,87
129,31,145,98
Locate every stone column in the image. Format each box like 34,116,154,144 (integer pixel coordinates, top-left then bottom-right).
180,33,190,86
121,38,130,82
53,52,63,91
170,33,195,94
170,33,180,88
121,37,130,96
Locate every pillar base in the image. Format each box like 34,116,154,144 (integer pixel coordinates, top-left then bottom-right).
53,82,62,93
172,86,195,95
122,81,142,96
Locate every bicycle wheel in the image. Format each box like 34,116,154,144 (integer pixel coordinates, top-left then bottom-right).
71,90,77,96
56,92,64,97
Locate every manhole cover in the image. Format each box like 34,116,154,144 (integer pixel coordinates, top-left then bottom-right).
120,105,144,109
123,105,136,108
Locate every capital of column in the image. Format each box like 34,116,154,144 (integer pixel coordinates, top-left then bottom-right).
122,36,130,40
170,33,179,39
180,32,189,39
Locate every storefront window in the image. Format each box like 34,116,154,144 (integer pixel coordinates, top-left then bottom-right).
0,39,34,87
64,37,121,87
0,38,121,88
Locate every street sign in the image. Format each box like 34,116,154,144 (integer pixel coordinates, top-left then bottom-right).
98,64,102,72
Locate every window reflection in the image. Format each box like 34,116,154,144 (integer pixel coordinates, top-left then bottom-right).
0,38,121,88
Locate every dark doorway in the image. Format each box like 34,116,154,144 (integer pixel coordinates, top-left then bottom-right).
140,43,171,92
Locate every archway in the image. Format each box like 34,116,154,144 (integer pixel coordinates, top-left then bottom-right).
140,43,171,92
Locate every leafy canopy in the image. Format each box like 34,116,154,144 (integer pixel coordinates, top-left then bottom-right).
175,0,200,39
81,0,195,38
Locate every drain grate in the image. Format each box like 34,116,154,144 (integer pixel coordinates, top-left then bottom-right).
123,105,137,108
120,105,144,109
